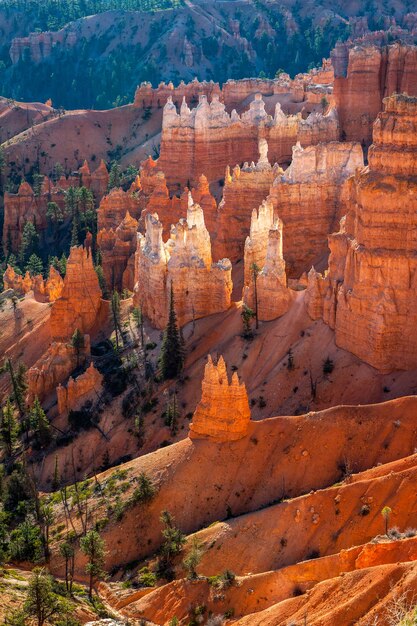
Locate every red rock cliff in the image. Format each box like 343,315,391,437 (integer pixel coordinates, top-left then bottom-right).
306,94,417,371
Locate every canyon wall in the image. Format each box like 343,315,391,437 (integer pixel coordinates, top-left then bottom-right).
134,197,232,329
306,94,417,371
158,93,339,188
333,43,417,143
213,141,277,262
269,141,364,277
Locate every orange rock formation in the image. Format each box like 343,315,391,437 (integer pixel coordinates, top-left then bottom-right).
189,355,251,442
27,337,90,404
96,186,141,232
243,212,292,321
50,246,102,341
269,140,364,276
97,211,139,291
3,161,109,253
213,140,278,261
134,197,232,328
57,362,103,415
158,93,339,188
3,264,64,302
306,94,417,371
334,43,417,143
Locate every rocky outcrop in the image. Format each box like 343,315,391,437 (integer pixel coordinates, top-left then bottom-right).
140,171,218,241
189,355,251,442
134,60,334,113
334,43,417,143
134,79,221,108
50,246,102,341
134,196,232,328
27,337,90,404
97,211,139,292
268,141,364,277
3,161,108,253
10,29,77,64
3,264,64,302
243,208,292,321
213,141,278,262
57,362,103,415
3,266,33,295
306,94,417,371
3,181,48,252
158,93,339,188
97,186,141,232
32,266,64,302
242,199,276,287
89,159,109,200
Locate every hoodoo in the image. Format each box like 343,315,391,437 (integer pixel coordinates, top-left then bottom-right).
306,93,417,371
189,355,251,442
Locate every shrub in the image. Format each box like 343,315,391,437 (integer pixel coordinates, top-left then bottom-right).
322,357,334,375
137,566,157,587
360,504,371,516
130,472,156,504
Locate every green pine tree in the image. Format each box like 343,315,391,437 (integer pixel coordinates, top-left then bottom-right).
159,283,184,380
111,290,122,350
25,254,43,276
80,530,106,600
64,186,78,218
59,253,67,276
0,398,19,457
19,222,39,264
70,218,80,247
32,173,44,197
95,264,107,298
108,162,121,190
29,397,51,448
70,328,85,367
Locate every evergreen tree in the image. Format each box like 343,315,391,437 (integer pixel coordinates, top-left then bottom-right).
158,283,184,380
59,253,67,276
19,221,38,263
51,455,60,490
183,536,203,580
94,264,107,298
108,162,121,190
46,201,64,241
24,568,61,626
70,328,85,367
64,186,78,218
32,173,44,197
241,304,255,339
6,359,27,426
59,539,75,594
111,290,122,350
29,397,51,448
157,510,186,579
0,398,19,457
52,162,64,183
25,253,43,276
80,530,106,600
70,217,79,247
